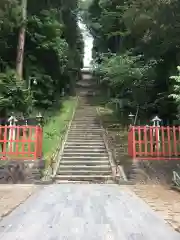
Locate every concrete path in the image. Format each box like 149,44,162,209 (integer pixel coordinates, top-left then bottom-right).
0,184,179,240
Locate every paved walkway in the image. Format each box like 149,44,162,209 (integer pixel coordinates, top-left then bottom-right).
0,184,179,240
0,185,38,220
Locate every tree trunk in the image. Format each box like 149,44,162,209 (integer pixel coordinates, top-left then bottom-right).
16,0,27,79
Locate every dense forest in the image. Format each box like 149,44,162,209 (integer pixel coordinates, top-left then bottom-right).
0,0,83,118
80,0,180,124
2,0,180,124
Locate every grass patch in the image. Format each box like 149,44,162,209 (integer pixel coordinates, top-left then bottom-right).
0,97,77,170
0,97,77,167
42,97,77,167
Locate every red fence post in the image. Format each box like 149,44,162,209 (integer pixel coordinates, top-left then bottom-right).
132,127,136,158
128,127,132,157
0,125,43,161
149,126,153,156
35,126,43,160
128,126,137,158
138,127,142,156
38,126,43,159
128,125,180,160
173,126,177,156
161,126,165,156
2,126,7,159
167,126,171,157
144,126,147,156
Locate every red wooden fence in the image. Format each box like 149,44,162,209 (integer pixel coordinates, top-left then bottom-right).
128,126,180,160
0,125,43,161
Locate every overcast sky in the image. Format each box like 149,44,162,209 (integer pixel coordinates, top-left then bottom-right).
78,21,93,67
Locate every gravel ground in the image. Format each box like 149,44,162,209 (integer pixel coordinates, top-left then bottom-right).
102,124,180,233
0,183,179,238
0,184,179,240
128,184,180,232
0,184,39,219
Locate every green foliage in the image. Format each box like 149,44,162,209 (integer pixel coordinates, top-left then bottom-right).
84,0,180,120
0,69,31,114
170,66,180,117
25,9,69,108
94,52,157,110
0,0,84,115
43,97,77,166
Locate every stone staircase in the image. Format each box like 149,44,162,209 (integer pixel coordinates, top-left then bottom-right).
55,72,113,183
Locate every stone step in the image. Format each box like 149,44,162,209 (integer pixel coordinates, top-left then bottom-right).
75,113,96,115
54,89,113,183
59,165,110,171
77,107,96,109
66,139,103,142
73,115,96,116
76,108,96,110
73,119,97,122
63,148,106,153
70,125,100,128
57,170,111,175
74,116,97,117
62,156,109,160
68,134,102,137
76,108,95,110
73,118,96,120
70,129,100,132
60,160,109,166
74,117,96,119
72,122,99,125
70,129,101,132
73,116,96,118
67,134,102,137
67,134,102,138
69,130,102,133
64,145,105,149
74,113,96,115
67,137,103,140
74,118,96,120
71,122,99,125
69,134,102,136
62,154,108,161
55,175,113,182
74,115,96,117
70,125,102,128
76,108,95,109
75,109,96,111
73,120,96,122
67,139,103,142
65,142,105,146
78,104,95,105
71,123,99,125
63,152,108,156
70,128,101,134
71,124,98,126
68,131,102,134
74,115,97,117
75,113,97,118
66,139,104,143
71,124,99,126
76,109,96,110
75,110,96,112
55,180,115,184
